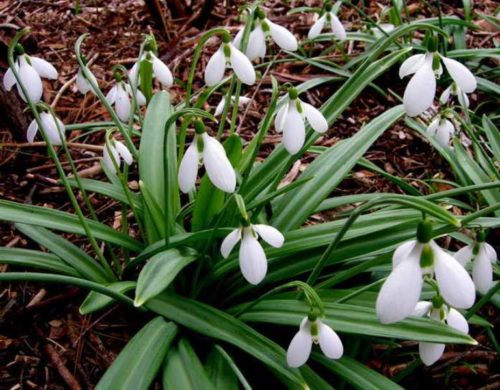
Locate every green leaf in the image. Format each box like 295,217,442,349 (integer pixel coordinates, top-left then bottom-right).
15,223,112,283
96,317,177,390
134,248,197,306
206,345,250,390
313,355,403,390
163,339,215,390
0,247,80,276
0,199,142,252
482,115,500,161
79,281,136,315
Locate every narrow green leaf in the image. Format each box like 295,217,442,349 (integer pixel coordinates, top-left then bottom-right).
482,115,500,161
79,281,136,315
206,346,250,390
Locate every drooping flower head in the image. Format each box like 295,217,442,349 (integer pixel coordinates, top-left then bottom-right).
275,87,328,154
103,136,133,175
76,66,98,95
178,119,236,194
426,114,455,147
214,95,251,116
376,220,475,324
413,297,469,366
129,43,173,89
105,70,146,123
308,2,346,41
440,82,470,108
233,7,298,62
3,44,58,103
26,111,65,145
287,313,343,368
221,220,284,285
400,38,476,117
455,230,497,294
204,31,256,87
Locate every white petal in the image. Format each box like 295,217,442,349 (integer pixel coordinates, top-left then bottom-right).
302,102,328,133
446,308,469,334
247,25,267,61
393,241,418,268
178,141,200,193
483,243,497,263
239,232,267,285
426,118,440,137
282,104,306,154
399,54,426,78
103,142,120,174
308,14,326,39
253,224,284,248
376,257,422,324
458,91,470,108
419,342,445,366
403,57,436,117
232,28,244,49
433,244,476,309
17,56,43,103
330,13,347,41
114,141,133,166
26,119,38,143
129,62,140,85
439,85,452,104
318,320,343,359
274,101,289,132
30,56,58,79
267,20,298,51
473,246,493,294
3,67,16,90
435,119,454,146
115,85,131,122
214,96,226,116
202,134,236,193
221,228,241,258
441,56,477,93
287,320,312,368
454,245,473,266
41,112,64,145
412,301,432,317
229,44,256,85
205,47,226,87
105,85,117,104
152,55,173,87
76,69,92,94
135,88,147,106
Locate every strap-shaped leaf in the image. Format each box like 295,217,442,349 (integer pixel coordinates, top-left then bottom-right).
96,317,177,390
205,345,250,390
482,115,500,162
79,281,136,315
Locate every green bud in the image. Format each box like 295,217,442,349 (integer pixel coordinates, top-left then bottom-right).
255,7,265,19
472,242,480,256
431,295,444,309
223,44,231,58
420,244,434,268
221,31,232,44
476,229,486,243
14,44,25,55
325,2,333,12
416,220,433,243
288,87,298,100
427,35,438,52
194,119,205,134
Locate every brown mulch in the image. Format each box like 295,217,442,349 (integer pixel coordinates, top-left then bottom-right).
0,0,499,388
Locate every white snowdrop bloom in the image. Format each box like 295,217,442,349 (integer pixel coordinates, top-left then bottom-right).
105,81,146,122
3,52,58,103
204,33,256,86
26,112,65,145
287,316,343,368
220,223,284,285
129,50,173,88
440,82,470,108
426,117,455,147
76,68,98,95
455,239,497,295
376,221,476,324
308,5,346,41
178,124,236,194
413,300,469,366
400,51,477,117
214,95,251,116
234,8,298,62
103,139,133,175
275,89,328,154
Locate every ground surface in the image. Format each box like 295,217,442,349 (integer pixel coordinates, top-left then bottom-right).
0,0,498,389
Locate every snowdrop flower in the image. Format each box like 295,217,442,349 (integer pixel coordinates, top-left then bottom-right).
3,47,58,103
76,67,98,95
440,82,470,108
204,32,255,86
376,220,475,324
220,222,284,285
275,88,328,154
214,95,251,116
287,315,343,367
178,120,236,194
400,48,477,117
413,299,469,366
26,112,65,145
308,4,346,41
455,232,497,294
106,80,146,122
426,116,455,147
233,7,298,61
103,138,133,175
129,50,173,88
